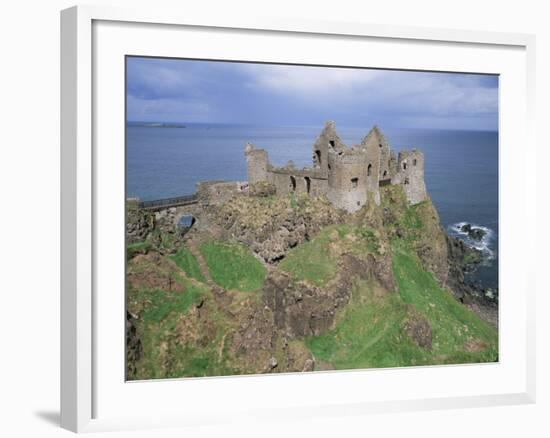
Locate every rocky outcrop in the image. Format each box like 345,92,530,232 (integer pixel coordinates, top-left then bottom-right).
231,305,276,358
263,251,396,340
248,181,276,197
341,252,396,293
445,234,481,301
126,311,143,379
213,195,344,263
126,204,155,244
262,270,351,338
459,223,486,241
403,310,432,350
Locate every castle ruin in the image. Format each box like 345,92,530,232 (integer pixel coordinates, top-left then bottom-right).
245,121,427,212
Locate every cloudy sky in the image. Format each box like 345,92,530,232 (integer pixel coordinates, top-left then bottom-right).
126,57,498,131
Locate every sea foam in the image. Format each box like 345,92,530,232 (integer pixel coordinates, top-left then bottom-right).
448,222,495,261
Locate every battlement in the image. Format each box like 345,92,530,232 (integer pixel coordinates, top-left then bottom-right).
244,121,427,212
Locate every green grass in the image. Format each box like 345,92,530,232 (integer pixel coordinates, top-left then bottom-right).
306,242,498,370
127,241,151,259
392,245,498,364
279,225,382,287
463,250,482,265
133,294,235,379
170,247,205,282
140,283,205,323
279,227,338,287
128,273,236,379
200,240,267,292
289,193,301,210
306,280,429,369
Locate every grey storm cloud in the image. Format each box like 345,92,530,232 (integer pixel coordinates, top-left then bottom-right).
126,57,498,130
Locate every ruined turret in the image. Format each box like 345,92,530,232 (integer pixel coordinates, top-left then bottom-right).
244,143,269,185
311,121,346,177
361,126,392,183
243,122,428,213
392,149,427,204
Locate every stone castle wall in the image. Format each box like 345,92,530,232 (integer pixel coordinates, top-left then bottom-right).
392,149,427,205
326,149,369,212
244,122,427,212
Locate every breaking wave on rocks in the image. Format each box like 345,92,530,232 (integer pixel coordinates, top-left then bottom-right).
448,222,496,261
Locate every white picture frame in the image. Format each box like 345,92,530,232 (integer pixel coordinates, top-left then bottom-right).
60,4,536,433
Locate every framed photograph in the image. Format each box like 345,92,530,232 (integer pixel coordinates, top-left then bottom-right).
61,5,536,433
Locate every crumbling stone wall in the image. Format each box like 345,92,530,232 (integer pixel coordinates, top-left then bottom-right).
268,170,328,198
392,149,427,204
361,126,392,183
196,180,248,206
244,121,427,212
245,144,268,185
360,130,382,206
311,120,346,178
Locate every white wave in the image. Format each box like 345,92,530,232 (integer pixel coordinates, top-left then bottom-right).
448,222,496,261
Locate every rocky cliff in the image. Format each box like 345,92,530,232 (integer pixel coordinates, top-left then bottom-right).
126,185,498,379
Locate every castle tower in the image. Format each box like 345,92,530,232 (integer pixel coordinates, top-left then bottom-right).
360,130,382,205
393,149,427,204
326,148,369,212
244,143,269,185
361,126,392,184
312,121,346,178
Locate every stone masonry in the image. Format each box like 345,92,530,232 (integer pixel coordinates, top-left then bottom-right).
245,121,427,212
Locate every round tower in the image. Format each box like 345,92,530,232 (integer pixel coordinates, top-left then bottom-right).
394,149,427,204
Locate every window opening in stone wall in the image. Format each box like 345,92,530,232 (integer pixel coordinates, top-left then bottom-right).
290,176,296,191
351,177,358,188
304,176,311,194
413,158,417,166
329,140,335,148
315,150,322,165
403,162,407,170
367,163,372,176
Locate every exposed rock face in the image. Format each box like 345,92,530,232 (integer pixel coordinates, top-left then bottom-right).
154,207,179,231
262,270,351,339
460,223,486,241
248,181,276,197
403,311,432,350
445,234,481,302
126,181,498,379
213,195,344,263
126,205,155,244
231,305,276,358
126,311,143,379
263,251,396,340
341,253,396,292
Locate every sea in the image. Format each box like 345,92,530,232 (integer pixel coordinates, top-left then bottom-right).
127,123,499,292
